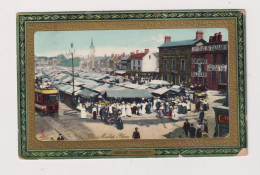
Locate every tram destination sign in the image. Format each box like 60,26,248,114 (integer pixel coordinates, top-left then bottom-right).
207,64,227,72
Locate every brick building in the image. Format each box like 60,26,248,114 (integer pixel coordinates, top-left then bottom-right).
191,32,228,90
158,31,206,86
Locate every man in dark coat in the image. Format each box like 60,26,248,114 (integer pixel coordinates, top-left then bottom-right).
189,123,196,138
132,127,140,139
183,119,190,137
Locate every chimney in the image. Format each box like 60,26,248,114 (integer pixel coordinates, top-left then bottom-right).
218,32,222,42
130,52,135,56
209,36,213,43
145,49,149,53
196,30,204,40
136,50,139,54
164,36,171,43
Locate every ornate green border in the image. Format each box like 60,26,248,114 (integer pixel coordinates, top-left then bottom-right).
17,10,247,159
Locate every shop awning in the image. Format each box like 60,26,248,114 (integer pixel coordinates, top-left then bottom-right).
106,89,153,98
77,89,99,98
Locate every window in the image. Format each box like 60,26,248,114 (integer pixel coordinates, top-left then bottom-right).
201,64,205,72
138,67,141,71
138,60,141,66
220,72,225,83
133,60,136,66
195,64,198,72
149,55,151,59
172,49,176,54
133,66,136,71
180,75,186,83
213,53,217,65
163,59,167,69
212,71,216,83
172,59,176,70
199,77,202,84
164,49,168,55
181,48,185,53
172,75,176,84
181,59,185,70
221,54,226,65
204,78,207,85
163,75,167,81
195,77,198,83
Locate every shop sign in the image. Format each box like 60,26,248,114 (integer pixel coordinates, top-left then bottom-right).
217,113,229,124
207,64,227,71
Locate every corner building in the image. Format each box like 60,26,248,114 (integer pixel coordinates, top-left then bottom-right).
191,32,228,90
158,31,206,86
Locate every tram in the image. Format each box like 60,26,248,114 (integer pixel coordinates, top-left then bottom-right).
35,87,59,114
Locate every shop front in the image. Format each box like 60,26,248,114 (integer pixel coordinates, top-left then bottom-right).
213,106,229,137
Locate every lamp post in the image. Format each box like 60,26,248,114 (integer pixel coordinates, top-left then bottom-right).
67,43,75,106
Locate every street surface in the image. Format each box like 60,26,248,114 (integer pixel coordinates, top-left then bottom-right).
36,90,226,141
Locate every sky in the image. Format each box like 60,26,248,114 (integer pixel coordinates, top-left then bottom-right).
34,28,228,58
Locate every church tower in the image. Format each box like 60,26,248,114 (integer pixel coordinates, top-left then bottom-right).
89,37,95,69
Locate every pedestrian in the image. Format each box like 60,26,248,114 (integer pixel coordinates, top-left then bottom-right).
92,103,97,120
116,111,124,130
171,106,179,121
121,101,126,117
165,102,169,116
126,103,132,117
156,104,164,118
57,133,64,141
199,108,205,123
132,127,140,139
183,119,190,137
99,103,103,121
195,101,200,112
108,103,113,116
182,102,187,114
50,136,54,141
131,101,136,115
156,97,161,111
203,118,208,133
168,106,173,117
141,100,146,115
196,123,203,138
146,100,152,114
152,98,157,112
187,100,191,111
136,103,141,115
189,123,196,138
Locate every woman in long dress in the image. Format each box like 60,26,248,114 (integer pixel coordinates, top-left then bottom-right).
168,106,173,117
152,99,157,112
126,103,132,117
141,101,146,116
156,104,164,118
136,103,141,115
92,105,97,120
131,101,136,115
108,103,113,116
171,106,179,121
121,102,126,117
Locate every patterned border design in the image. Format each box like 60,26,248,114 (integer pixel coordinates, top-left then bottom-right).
17,10,246,159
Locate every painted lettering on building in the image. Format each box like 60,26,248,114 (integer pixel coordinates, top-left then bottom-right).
192,44,228,52
207,65,227,72
191,72,207,77
191,58,207,64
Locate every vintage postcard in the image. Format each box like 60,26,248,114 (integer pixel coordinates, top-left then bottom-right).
17,10,247,159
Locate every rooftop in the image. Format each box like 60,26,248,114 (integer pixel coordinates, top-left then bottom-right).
158,39,205,48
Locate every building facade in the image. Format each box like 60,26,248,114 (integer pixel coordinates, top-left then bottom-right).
191,32,228,90
130,49,158,72
158,31,206,86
